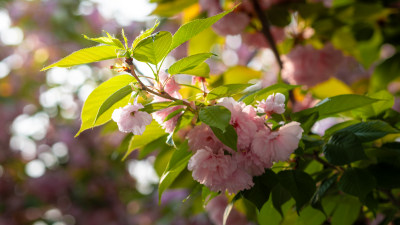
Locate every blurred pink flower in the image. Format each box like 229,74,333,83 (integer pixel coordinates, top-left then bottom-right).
256,93,286,115
233,149,270,176
281,44,344,87
205,195,250,225
187,123,224,151
112,103,152,135
188,147,253,193
242,28,285,49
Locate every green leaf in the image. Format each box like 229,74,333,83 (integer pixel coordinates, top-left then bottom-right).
132,21,160,49
338,120,399,142
168,53,214,75
151,0,197,17
352,90,395,119
94,84,133,124
271,183,292,216
338,167,376,199
211,125,238,151
180,62,210,78
75,75,135,136
241,83,298,105
207,84,252,101
258,198,284,225
277,170,316,213
292,94,379,121
141,101,185,114
323,120,360,138
132,31,172,65
296,205,326,225
330,195,362,225
368,163,400,188
83,34,125,49
170,7,235,51
370,53,400,93
123,120,166,160
163,108,184,122
41,45,119,71
323,131,367,165
159,141,191,202
199,106,231,132
202,186,219,206
311,174,338,213
241,169,279,210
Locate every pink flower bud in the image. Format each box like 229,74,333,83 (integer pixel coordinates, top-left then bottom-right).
256,93,286,115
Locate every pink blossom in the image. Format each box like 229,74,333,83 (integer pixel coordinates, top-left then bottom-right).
188,147,253,193
153,105,183,133
111,103,152,135
281,44,344,87
218,98,264,150
154,70,181,102
252,122,303,163
242,28,285,49
205,195,250,225
256,93,286,115
187,124,224,151
233,149,270,176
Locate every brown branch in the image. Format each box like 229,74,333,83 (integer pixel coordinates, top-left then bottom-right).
303,153,344,172
250,0,283,70
125,58,195,112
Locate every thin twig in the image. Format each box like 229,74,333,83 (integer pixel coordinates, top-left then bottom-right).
125,58,195,112
250,0,283,70
303,153,344,172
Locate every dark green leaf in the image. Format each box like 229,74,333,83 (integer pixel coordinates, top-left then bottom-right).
132,31,172,65
168,53,214,75
370,52,400,93
323,131,367,165
338,120,399,142
323,120,360,138
207,84,252,100
338,168,376,199
211,125,238,151
277,170,316,212
241,169,278,210
292,94,379,121
94,84,132,124
199,106,231,132
159,141,192,202
271,183,292,216
368,163,400,188
311,174,338,214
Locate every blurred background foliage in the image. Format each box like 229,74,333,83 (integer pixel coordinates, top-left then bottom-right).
0,0,399,224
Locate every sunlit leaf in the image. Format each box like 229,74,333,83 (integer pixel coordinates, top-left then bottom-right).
132,31,172,65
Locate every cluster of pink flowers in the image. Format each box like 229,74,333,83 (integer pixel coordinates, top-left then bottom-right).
111,103,152,135
187,95,303,193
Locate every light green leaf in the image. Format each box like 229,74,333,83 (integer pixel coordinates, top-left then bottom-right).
41,45,120,71
83,34,125,49
181,62,210,78
352,90,394,119
207,84,252,101
330,195,361,225
163,108,184,122
241,83,298,105
132,21,160,49
76,75,135,136
132,31,172,65
170,7,235,51
124,120,166,160
168,53,214,75
94,84,133,124
158,141,191,202
152,0,197,17
199,105,231,131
